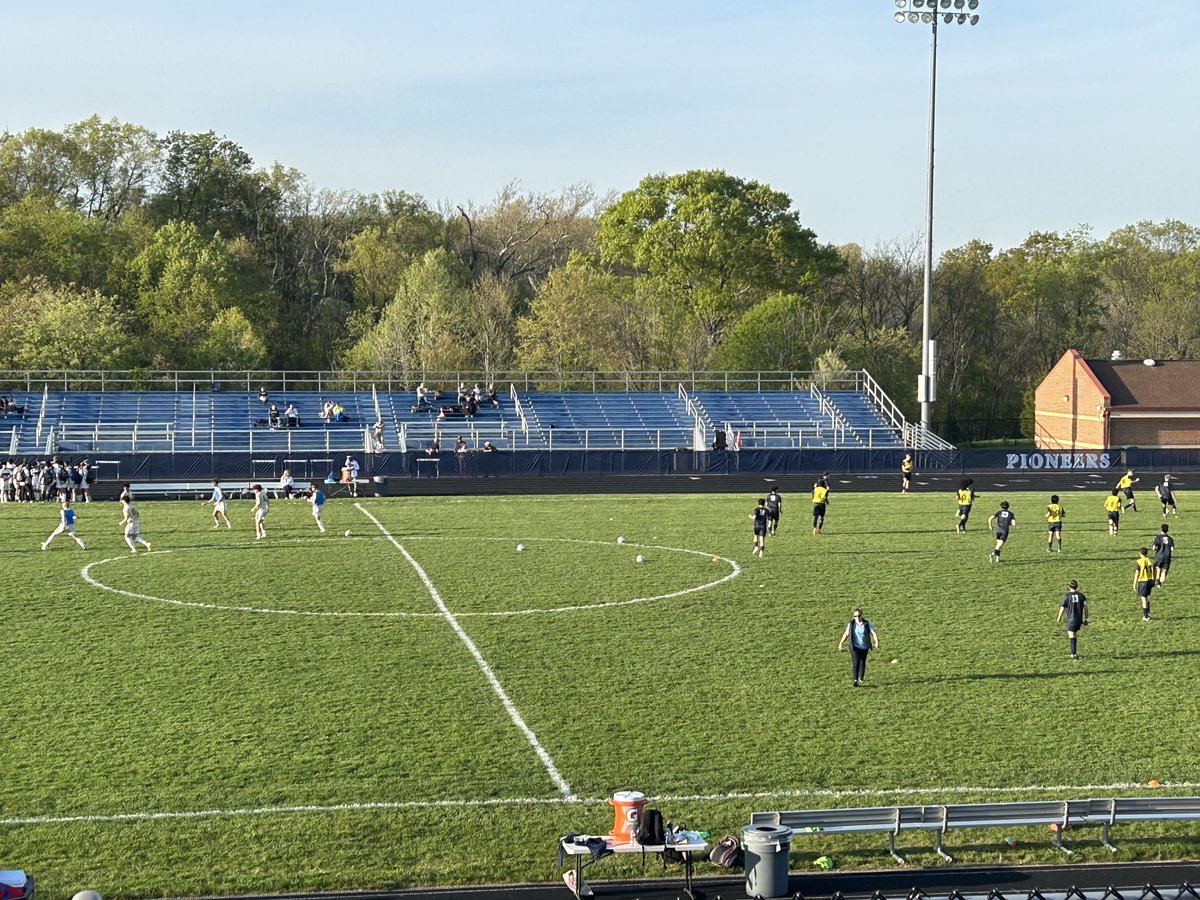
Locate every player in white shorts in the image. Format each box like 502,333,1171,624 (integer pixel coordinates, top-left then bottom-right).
120,499,152,553
251,484,269,539
42,500,86,550
208,479,232,528
309,486,327,533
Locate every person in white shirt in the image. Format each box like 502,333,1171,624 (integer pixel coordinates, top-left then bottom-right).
120,499,152,553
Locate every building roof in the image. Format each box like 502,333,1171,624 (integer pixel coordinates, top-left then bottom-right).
1085,358,1200,409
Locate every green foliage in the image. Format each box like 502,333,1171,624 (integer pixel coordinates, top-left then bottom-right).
0,277,137,368
3,490,1199,898
342,248,472,373
837,327,921,419
597,170,843,362
130,220,267,368
711,290,820,371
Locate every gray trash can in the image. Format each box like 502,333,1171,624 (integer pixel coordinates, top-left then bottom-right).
741,823,793,899
372,475,388,497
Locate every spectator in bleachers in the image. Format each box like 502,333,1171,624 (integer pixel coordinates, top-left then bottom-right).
457,382,468,405
487,383,499,408
332,402,347,422
320,400,333,422
372,420,385,451
280,469,295,499
0,395,8,413
472,384,482,403
257,385,269,403
426,437,440,456
416,382,429,407
268,403,281,429
483,441,497,452
285,403,300,428
465,394,478,419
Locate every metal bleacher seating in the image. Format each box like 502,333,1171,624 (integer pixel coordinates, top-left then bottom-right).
14,377,912,457
750,796,1200,865
521,392,694,450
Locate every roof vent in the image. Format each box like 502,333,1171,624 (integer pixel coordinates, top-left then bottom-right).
1143,358,1157,367
1111,350,1124,360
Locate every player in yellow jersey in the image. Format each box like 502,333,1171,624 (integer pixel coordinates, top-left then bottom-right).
955,478,976,533
1044,494,1065,553
901,452,914,493
811,479,830,535
1104,489,1121,536
1116,469,1139,512
1133,547,1155,620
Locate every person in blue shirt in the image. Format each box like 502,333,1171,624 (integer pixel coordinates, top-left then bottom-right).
1056,580,1089,660
987,501,1016,563
208,479,232,529
1153,524,1174,585
749,498,768,557
309,486,327,533
837,608,880,687
42,500,86,551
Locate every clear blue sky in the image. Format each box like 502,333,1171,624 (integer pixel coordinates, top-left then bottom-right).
4,1,1199,254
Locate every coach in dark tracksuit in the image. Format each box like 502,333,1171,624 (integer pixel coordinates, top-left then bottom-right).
837,608,880,687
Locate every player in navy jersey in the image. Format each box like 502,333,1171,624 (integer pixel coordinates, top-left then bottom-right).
1153,524,1174,585
749,498,768,558
1056,580,1089,659
765,486,782,535
987,501,1016,562
1156,474,1178,516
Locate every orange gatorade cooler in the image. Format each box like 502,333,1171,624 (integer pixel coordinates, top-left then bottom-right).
608,790,647,841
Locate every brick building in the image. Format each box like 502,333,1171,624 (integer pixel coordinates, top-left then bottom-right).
1035,349,1200,449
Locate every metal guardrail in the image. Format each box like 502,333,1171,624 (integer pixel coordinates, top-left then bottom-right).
0,368,879,394
751,796,1200,865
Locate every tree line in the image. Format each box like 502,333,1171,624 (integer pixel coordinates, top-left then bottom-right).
2,116,1198,441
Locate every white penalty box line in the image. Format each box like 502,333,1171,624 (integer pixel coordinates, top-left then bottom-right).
353,502,577,801
6,781,1199,828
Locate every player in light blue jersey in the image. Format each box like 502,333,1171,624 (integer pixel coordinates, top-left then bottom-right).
309,487,326,533
208,479,232,529
42,500,86,550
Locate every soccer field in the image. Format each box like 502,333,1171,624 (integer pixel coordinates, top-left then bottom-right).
2,489,1198,899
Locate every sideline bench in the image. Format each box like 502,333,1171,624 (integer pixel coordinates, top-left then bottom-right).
126,481,312,500
750,796,1200,865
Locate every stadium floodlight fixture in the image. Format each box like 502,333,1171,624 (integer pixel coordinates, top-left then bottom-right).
890,1,982,434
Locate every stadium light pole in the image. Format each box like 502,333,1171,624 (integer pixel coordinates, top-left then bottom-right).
893,0,980,434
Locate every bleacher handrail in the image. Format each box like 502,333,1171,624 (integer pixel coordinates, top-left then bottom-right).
750,795,1200,865
0,368,904,395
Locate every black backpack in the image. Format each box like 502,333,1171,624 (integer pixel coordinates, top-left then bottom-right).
709,834,744,868
636,808,665,845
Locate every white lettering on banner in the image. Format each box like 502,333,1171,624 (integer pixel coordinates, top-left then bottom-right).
1005,452,1111,470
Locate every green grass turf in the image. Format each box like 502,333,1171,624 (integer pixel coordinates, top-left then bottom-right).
2,489,1199,898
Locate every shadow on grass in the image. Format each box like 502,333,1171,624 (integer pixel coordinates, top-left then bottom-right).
905,668,1122,684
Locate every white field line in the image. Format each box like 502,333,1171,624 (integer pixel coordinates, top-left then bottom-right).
353,502,577,801
79,538,740,619
6,781,1199,828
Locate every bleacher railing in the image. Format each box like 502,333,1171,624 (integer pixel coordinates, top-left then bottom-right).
1,368,890,394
